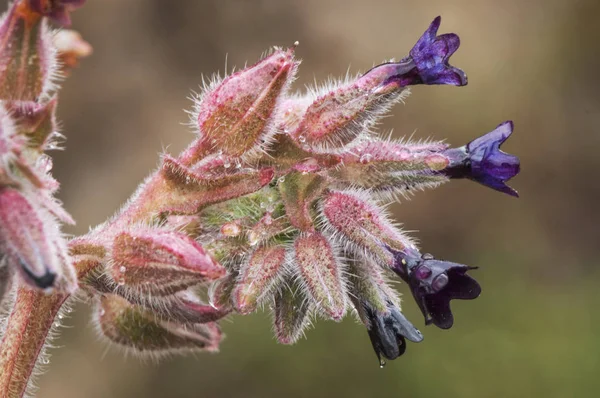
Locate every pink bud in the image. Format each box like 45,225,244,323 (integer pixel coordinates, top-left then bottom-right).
233,245,286,314
330,139,450,195
187,47,298,162
95,294,222,355
158,155,274,214
0,1,56,101
110,229,225,296
0,187,75,291
289,69,412,152
294,232,346,320
322,190,415,266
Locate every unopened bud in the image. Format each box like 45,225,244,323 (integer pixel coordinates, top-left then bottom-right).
188,47,298,162
273,280,311,345
233,245,286,314
0,1,56,101
95,294,222,355
294,232,346,320
110,229,225,296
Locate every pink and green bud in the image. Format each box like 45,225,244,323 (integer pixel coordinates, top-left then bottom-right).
110,229,225,296
273,281,312,345
322,190,415,266
95,294,222,355
294,232,346,320
158,155,275,214
279,172,326,231
28,0,85,26
0,1,56,101
187,47,298,162
0,187,75,291
233,245,286,314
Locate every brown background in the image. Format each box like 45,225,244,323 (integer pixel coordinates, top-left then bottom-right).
11,0,599,397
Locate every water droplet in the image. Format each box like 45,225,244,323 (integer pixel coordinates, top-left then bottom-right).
40,358,50,365
58,314,64,320
118,279,125,286
247,231,260,246
260,202,267,209
301,171,308,175
185,176,191,184
379,359,386,369
236,162,242,169
359,153,373,164
119,266,127,273
54,322,60,328
224,161,231,169
278,176,285,184
298,135,306,143
99,308,106,316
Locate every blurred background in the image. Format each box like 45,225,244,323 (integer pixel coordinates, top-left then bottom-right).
15,0,600,396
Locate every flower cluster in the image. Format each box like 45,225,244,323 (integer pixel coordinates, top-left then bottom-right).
0,4,520,395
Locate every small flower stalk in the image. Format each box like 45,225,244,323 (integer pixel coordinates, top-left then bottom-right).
0,5,521,396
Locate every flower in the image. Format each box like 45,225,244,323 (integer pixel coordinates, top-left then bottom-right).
443,121,520,197
390,248,481,329
362,16,467,89
363,299,423,364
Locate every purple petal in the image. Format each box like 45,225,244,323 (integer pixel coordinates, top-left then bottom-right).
443,121,520,197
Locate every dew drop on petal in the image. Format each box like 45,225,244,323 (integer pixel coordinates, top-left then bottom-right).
119,266,127,273
379,359,386,368
298,135,306,143
278,176,285,184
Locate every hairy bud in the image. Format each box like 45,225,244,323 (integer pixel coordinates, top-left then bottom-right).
0,188,75,291
187,47,298,162
233,245,286,314
0,1,56,101
95,294,222,355
294,232,346,320
110,229,225,296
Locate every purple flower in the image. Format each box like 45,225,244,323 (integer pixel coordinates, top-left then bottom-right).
390,249,481,329
363,299,423,364
444,121,520,197
364,16,467,89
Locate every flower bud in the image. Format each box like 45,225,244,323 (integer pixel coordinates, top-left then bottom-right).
110,229,225,296
189,47,298,162
95,294,222,355
0,1,56,101
322,190,415,266
0,187,75,292
233,245,286,314
294,232,346,320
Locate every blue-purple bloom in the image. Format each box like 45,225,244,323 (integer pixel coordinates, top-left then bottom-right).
390,248,481,329
363,299,423,364
444,121,520,197
362,16,467,89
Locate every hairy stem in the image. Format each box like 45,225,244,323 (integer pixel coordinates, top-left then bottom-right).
0,287,68,397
